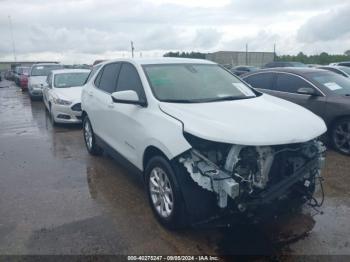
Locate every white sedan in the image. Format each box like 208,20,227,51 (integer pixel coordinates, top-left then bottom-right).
43,69,90,124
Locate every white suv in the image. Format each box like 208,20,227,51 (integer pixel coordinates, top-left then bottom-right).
81,58,327,228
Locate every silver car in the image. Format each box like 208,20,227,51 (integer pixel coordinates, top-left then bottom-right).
28,63,63,100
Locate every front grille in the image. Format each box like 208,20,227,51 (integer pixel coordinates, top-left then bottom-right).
71,103,82,111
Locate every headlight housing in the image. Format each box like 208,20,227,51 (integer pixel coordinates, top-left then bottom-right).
53,97,72,105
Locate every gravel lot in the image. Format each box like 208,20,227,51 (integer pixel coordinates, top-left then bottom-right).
0,80,349,259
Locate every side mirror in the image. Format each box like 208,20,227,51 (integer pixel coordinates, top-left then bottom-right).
111,90,146,106
297,87,317,96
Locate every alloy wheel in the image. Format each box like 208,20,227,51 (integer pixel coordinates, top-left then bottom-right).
149,167,174,218
84,120,93,150
333,121,350,154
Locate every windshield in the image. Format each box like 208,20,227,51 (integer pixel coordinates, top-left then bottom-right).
54,72,90,88
143,64,256,103
306,71,350,95
31,64,63,76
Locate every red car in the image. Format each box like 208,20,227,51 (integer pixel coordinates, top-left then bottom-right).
19,67,30,91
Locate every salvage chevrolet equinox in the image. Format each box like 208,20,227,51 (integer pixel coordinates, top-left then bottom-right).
81,58,327,229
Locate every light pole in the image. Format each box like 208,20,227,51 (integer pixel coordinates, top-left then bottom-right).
131,41,135,58
8,15,17,62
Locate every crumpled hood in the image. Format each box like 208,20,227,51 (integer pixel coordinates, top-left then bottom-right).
29,76,47,87
159,94,327,146
53,86,82,102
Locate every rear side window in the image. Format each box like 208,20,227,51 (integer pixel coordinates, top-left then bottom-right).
96,63,121,93
275,73,312,93
116,63,145,100
244,73,274,90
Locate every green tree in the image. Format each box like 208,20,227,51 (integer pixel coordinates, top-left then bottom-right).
163,51,207,59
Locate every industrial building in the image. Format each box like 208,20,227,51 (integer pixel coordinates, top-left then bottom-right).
206,51,275,68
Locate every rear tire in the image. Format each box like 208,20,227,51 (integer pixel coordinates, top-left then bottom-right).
145,156,188,229
83,116,103,156
331,117,350,155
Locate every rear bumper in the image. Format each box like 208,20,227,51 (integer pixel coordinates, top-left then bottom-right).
28,87,43,97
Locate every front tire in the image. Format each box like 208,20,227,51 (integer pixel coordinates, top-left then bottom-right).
331,117,350,155
145,156,188,229
83,116,103,156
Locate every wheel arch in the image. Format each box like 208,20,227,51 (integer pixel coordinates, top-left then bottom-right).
143,146,170,172
81,110,87,120
329,115,350,133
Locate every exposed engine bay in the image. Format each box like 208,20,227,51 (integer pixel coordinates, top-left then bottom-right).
179,133,326,211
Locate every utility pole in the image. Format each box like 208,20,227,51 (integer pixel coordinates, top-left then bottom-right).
273,43,276,61
131,41,135,58
8,15,17,62
245,43,248,65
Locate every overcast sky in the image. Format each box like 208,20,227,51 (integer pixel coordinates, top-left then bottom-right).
0,0,349,64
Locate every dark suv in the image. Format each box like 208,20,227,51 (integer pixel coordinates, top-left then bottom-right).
243,68,350,155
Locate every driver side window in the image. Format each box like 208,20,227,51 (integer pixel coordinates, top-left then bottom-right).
116,63,146,101
275,73,314,94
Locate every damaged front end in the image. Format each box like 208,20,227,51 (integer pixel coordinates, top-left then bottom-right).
179,133,326,214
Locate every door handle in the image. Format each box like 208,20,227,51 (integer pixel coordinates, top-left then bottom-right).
108,104,114,109
88,91,93,96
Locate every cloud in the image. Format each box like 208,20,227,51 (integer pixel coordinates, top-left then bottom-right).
297,4,350,43
0,0,348,63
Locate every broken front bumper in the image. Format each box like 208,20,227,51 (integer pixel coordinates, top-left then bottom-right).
242,157,321,209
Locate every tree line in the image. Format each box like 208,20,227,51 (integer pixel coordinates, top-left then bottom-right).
276,51,350,65
163,51,350,65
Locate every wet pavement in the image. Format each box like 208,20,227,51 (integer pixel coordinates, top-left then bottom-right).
0,80,350,258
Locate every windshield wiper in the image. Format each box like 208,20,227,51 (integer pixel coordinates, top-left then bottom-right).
203,96,256,102
161,96,255,103
161,99,200,103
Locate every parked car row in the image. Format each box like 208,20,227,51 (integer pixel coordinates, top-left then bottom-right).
15,63,91,126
